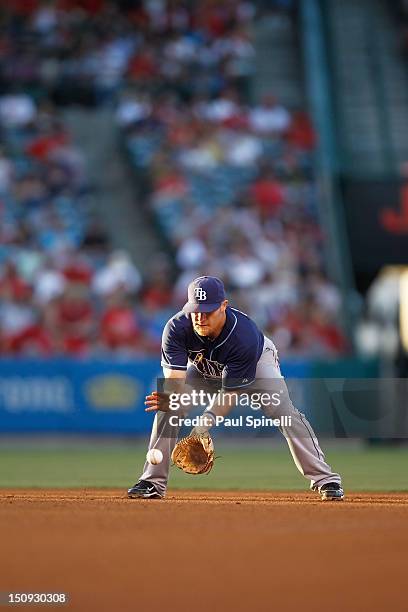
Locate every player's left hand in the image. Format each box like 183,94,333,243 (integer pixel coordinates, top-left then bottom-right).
144,391,171,413
171,433,215,474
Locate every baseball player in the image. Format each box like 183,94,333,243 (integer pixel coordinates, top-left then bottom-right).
128,276,344,501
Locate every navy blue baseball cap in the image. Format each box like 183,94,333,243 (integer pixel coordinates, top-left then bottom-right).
183,276,226,313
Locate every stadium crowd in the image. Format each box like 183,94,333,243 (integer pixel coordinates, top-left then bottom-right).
0,91,167,356
118,0,346,356
0,0,347,358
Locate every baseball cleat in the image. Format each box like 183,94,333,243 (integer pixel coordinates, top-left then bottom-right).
319,482,344,501
127,480,162,499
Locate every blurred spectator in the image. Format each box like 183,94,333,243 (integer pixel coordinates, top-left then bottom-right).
115,91,151,128
225,240,266,290
52,283,94,355
92,250,142,296
0,276,47,355
0,93,37,127
249,93,292,135
100,291,143,353
250,168,285,220
176,237,208,271
33,258,66,306
287,111,316,151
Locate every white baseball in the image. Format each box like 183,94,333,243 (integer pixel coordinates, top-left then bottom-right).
146,449,163,465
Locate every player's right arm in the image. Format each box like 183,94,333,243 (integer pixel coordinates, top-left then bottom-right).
163,368,186,379
145,315,188,412
145,368,186,412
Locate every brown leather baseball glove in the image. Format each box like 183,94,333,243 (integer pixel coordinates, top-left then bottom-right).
171,434,215,475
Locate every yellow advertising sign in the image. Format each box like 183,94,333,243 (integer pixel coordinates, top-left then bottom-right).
85,375,139,411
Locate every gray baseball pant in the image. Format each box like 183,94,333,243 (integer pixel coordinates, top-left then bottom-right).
139,336,342,496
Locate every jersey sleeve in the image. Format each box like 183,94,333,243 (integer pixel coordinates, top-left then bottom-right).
222,343,258,389
160,317,188,371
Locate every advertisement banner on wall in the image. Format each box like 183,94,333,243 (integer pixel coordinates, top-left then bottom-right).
0,358,312,434
0,358,160,434
0,358,381,435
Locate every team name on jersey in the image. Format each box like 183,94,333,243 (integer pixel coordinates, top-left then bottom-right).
188,351,224,378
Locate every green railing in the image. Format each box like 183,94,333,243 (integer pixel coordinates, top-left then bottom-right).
299,0,357,342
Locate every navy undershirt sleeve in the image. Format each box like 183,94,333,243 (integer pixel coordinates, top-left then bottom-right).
160,318,188,370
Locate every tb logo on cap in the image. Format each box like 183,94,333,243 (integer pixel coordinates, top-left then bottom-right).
194,287,207,301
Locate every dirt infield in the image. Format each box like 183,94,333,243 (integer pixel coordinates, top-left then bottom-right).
1,490,407,612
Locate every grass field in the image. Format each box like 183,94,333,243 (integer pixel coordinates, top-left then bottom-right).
0,439,407,491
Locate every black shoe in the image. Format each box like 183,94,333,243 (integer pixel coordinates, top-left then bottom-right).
127,480,162,499
319,482,344,501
